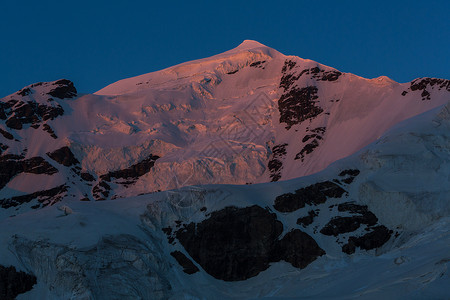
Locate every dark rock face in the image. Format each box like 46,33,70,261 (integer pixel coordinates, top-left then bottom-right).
268,143,287,182
402,78,450,100
338,169,360,184
47,79,77,99
297,67,342,82
297,210,318,227
278,60,324,129
320,214,377,236
0,184,68,209
175,205,283,281
47,146,80,167
80,172,95,182
273,229,325,268
342,226,393,254
170,251,199,274
42,124,57,139
0,265,36,300
274,181,346,213
0,154,58,189
92,155,159,200
0,128,14,140
278,86,323,129
1,98,64,130
295,127,327,161
173,205,324,281
249,60,266,68
100,155,160,182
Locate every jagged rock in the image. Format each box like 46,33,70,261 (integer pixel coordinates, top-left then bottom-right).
170,251,199,274
278,86,323,129
320,215,377,236
175,205,283,281
273,229,325,268
42,124,57,139
297,210,318,227
100,154,160,182
0,154,58,189
0,184,68,209
0,128,14,140
47,146,80,167
0,265,36,300
174,205,324,281
80,172,95,182
342,226,393,254
268,143,287,182
47,79,77,99
274,181,346,213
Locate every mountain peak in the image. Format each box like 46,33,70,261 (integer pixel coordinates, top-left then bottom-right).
234,40,269,51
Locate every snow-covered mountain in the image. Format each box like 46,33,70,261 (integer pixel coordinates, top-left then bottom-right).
0,41,449,299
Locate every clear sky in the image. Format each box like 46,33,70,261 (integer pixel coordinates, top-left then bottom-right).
1,0,449,97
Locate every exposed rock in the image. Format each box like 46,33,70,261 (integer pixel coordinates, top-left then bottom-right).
342,226,393,254
297,210,318,227
0,184,68,209
297,67,342,82
2,98,64,130
0,154,58,189
402,78,450,101
274,181,346,213
175,205,283,281
295,139,319,161
0,143,8,155
320,214,377,236
47,79,77,99
278,86,323,129
268,143,287,182
42,124,57,139
338,169,360,184
0,265,36,300
281,59,297,73
47,146,80,167
170,251,199,274
100,154,160,182
249,60,266,68
0,128,14,140
174,205,324,281
80,172,96,182
273,229,325,268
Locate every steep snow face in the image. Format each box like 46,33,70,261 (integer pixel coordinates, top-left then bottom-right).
1,101,449,299
1,40,449,214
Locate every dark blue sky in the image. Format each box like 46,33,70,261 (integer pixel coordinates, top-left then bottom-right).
1,0,449,97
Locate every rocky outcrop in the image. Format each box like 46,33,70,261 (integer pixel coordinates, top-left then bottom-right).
1,98,64,130
0,184,68,209
402,78,450,100
342,226,393,254
93,155,160,200
0,154,58,189
297,210,318,227
170,251,199,274
47,146,80,167
47,79,77,99
0,265,36,300
278,85,323,129
268,143,288,182
173,205,324,281
274,181,346,213
295,127,326,161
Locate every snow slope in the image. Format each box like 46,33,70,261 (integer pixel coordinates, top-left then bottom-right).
1,99,449,299
0,41,449,211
